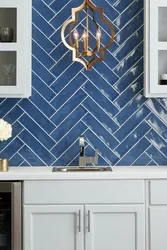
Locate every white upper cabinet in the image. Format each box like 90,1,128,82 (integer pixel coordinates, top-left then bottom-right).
145,0,167,97
0,0,31,97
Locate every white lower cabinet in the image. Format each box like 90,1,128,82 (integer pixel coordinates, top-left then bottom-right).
23,180,145,250
85,205,145,250
24,205,145,250
24,205,84,250
149,207,167,250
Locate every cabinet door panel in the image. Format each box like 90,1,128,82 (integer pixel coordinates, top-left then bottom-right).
85,205,145,250
24,205,84,250
149,207,167,250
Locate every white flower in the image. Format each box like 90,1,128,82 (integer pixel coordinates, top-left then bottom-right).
0,119,12,142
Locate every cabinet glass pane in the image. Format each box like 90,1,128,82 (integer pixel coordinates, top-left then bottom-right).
0,8,17,43
159,7,167,42
0,51,16,86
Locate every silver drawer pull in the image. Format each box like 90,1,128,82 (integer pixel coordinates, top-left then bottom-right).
78,210,81,232
88,210,91,232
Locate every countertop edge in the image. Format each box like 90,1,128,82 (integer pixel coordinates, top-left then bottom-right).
0,166,167,180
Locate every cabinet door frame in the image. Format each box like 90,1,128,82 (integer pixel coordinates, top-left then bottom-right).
24,205,84,250
85,205,145,250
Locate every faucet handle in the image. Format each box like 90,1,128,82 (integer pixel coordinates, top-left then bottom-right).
79,136,85,147
93,149,98,165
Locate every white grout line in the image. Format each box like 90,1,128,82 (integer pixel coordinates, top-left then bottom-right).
81,119,119,159
18,104,57,143
18,137,48,166
32,54,57,80
81,103,120,143
32,86,57,112
49,67,85,103
115,127,152,165
32,38,57,63
32,70,57,94
50,96,88,132
51,111,88,147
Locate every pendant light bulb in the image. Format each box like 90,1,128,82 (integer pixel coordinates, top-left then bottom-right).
96,28,101,39
82,30,87,41
73,29,79,40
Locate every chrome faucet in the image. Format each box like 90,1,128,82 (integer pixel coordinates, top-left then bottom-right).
79,136,98,166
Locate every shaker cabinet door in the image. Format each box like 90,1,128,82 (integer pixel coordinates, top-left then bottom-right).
149,207,167,250
24,205,84,250
85,205,145,250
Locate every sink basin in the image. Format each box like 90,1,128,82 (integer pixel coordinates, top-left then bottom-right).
52,166,112,172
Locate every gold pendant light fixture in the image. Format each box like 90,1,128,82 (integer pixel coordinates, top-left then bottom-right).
61,0,115,70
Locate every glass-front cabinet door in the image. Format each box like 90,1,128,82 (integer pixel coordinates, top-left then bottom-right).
0,0,31,97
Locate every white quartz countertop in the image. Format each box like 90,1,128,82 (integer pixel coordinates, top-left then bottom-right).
0,166,167,180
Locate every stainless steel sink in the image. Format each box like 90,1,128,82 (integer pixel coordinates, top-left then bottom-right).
52,166,112,172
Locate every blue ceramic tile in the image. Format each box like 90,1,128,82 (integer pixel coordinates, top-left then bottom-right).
32,72,55,102
19,99,55,134
146,129,167,157
114,0,143,29
0,138,23,159
10,154,24,166
132,153,151,166
114,59,143,93
82,97,119,133
50,0,71,13
19,146,46,166
83,113,119,149
32,57,56,86
115,122,150,158
51,52,73,77
82,69,119,101
114,42,143,77
51,73,86,109
146,113,167,140
32,25,55,54
147,146,167,166
147,161,157,166
51,89,87,125
93,62,119,85
82,81,119,117
32,41,55,69
115,74,143,109
4,106,23,124
114,26,143,61
0,99,20,117
33,0,54,21
50,42,68,61
54,140,80,166
115,106,150,141
32,9,54,37
19,130,56,165
30,88,55,118
51,106,87,142
19,114,55,150
51,63,83,93
116,138,150,166
115,11,143,45
115,92,146,125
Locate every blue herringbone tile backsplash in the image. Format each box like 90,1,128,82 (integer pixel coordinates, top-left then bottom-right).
0,0,167,166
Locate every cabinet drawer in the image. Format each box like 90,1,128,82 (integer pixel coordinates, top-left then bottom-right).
150,180,167,205
24,180,144,204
